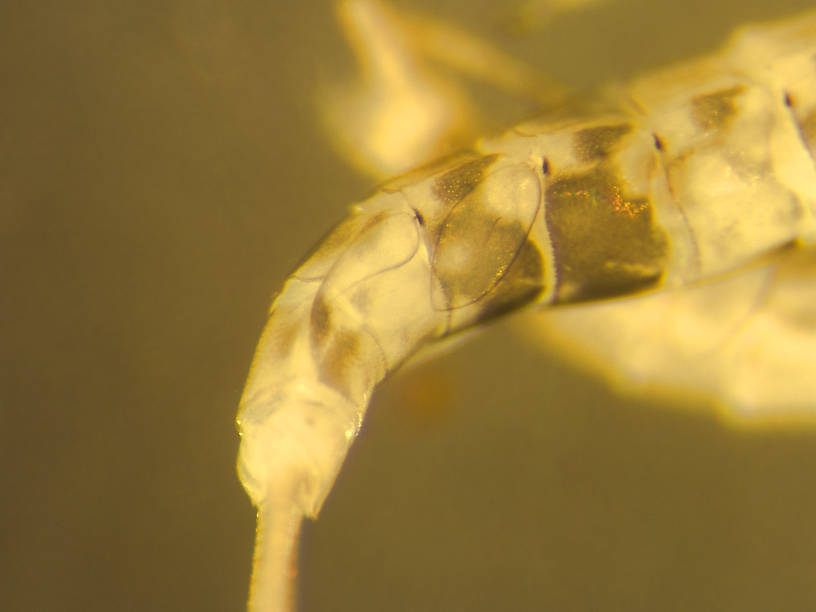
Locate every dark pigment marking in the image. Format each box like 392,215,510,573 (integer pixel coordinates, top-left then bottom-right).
435,215,532,309
573,124,633,162
310,294,332,345
473,240,545,325
798,108,816,157
545,169,668,303
432,154,498,205
432,166,540,310
690,85,745,132
318,331,361,399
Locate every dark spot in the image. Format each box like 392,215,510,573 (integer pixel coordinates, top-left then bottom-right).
349,287,370,314
798,108,816,159
318,331,360,399
784,91,794,107
309,294,331,345
545,168,668,303
435,217,527,308
432,171,540,310
265,319,299,359
432,154,499,205
541,157,550,175
690,85,744,131
652,133,664,151
414,209,425,226
474,240,545,324
383,152,481,193
573,123,633,162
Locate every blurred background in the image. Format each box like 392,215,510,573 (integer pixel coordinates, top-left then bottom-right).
3,0,816,610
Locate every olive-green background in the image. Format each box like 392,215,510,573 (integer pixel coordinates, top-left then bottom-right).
3,1,815,610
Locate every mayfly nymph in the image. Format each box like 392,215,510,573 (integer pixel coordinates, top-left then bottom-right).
236,6,816,610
